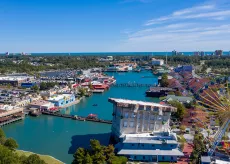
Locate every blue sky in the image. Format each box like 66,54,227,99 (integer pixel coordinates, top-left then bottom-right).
1,0,230,52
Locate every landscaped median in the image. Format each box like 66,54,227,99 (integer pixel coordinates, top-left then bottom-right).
16,150,64,164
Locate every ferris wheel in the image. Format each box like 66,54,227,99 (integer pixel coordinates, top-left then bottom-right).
195,77,230,160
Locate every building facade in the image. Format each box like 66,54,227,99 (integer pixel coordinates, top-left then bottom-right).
48,94,75,107
151,58,164,66
108,98,183,162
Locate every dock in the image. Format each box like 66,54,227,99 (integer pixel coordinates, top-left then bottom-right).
0,116,24,127
42,111,112,124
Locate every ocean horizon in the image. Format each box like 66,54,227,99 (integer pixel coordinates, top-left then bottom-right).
1,51,230,56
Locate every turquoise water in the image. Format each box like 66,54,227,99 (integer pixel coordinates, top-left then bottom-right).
2,71,158,164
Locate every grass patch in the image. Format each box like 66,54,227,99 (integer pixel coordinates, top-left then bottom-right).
16,150,63,164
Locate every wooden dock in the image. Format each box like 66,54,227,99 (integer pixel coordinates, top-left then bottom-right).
42,111,112,124
0,117,24,127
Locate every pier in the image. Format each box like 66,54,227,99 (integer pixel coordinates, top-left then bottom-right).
42,111,112,124
0,116,24,127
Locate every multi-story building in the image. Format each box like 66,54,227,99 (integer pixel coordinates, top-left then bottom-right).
200,51,205,56
0,105,24,127
48,94,75,107
172,50,177,56
151,58,164,66
194,51,200,56
108,98,183,162
0,76,34,87
215,50,223,56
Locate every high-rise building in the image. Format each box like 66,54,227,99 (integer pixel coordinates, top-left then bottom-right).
109,98,183,162
215,50,223,56
200,51,205,56
194,51,200,56
172,50,177,56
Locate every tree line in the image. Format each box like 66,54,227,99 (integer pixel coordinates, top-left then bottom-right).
72,139,127,164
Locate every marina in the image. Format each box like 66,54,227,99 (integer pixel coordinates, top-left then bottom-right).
2,71,159,164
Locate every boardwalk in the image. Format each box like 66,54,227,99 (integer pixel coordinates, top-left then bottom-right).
0,117,24,127
42,111,112,124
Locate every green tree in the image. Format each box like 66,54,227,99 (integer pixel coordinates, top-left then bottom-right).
39,82,47,91
78,88,86,97
104,144,115,161
0,144,21,164
83,153,93,164
72,140,127,164
72,148,85,164
160,73,169,87
25,154,47,164
4,138,18,151
90,140,106,164
169,101,186,121
0,128,6,144
31,85,39,92
191,133,206,164
109,156,128,164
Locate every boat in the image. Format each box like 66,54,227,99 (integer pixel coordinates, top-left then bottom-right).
144,66,152,70
133,67,141,72
92,104,98,106
86,114,97,119
29,111,41,117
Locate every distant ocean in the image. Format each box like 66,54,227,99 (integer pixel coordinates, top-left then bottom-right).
1,52,230,56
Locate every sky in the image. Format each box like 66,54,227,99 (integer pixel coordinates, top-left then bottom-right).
0,0,230,52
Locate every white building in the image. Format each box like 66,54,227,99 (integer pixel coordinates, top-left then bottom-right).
108,98,183,162
151,58,164,66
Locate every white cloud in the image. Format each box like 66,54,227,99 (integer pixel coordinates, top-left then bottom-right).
144,2,230,26
172,5,214,16
118,0,230,51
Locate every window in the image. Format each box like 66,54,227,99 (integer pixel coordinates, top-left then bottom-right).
170,145,173,147
123,121,127,127
162,156,165,160
143,156,145,159
134,156,136,159
129,121,134,128
132,144,134,146
171,156,173,160
146,106,151,111
142,144,144,147
149,124,154,130
154,107,159,111
151,115,155,120
152,144,155,147
124,112,129,118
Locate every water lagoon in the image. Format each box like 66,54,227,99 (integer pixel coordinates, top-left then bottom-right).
3,71,158,164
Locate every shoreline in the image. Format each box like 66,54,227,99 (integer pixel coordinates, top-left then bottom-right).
58,97,82,109
17,149,64,164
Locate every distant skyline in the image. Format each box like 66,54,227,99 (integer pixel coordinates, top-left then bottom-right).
1,0,230,52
